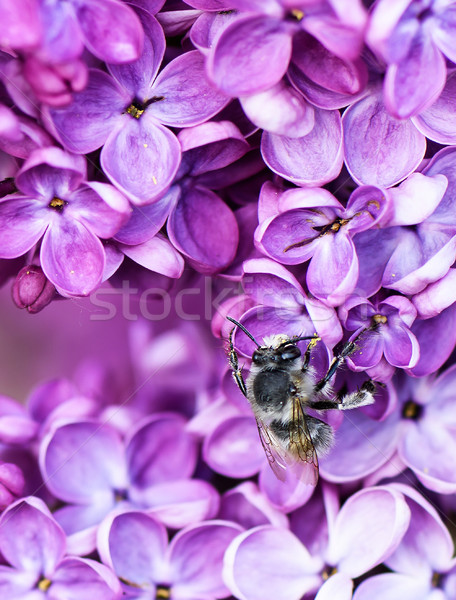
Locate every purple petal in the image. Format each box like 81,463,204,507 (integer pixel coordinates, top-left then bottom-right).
39,420,127,503
384,33,446,119
167,186,238,274
223,526,322,600
315,573,353,600
107,9,165,98
259,465,316,513
240,80,315,137
178,121,249,174
382,324,419,369
52,503,109,555
101,115,181,205
347,331,384,370
386,483,454,576
413,269,456,319
67,184,130,239
208,15,292,96
353,573,430,600
15,147,87,199
126,413,197,486
354,228,401,297
320,410,401,482
0,0,42,49
76,0,144,63
97,511,167,586
203,415,265,478
343,92,426,187
261,108,343,186
242,258,307,309
46,69,129,154
219,481,289,529
137,479,220,528
413,70,456,144
291,31,367,96
114,187,178,245
431,5,456,63
327,487,411,577
52,556,121,600
409,307,456,376
388,172,448,226
41,218,105,295
399,421,456,493
0,198,49,258
170,521,243,599
150,50,229,127
382,229,456,295
0,497,65,575
120,234,184,278
307,232,358,306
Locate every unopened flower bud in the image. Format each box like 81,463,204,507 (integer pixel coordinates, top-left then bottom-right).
12,265,55,313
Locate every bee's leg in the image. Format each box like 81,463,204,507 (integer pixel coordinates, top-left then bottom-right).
305,416,334,455
314,339,357,392
338,380,376,410
301,335,320,372
228,327,247,397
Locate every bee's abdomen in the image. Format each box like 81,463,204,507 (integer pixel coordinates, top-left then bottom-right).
253,369,292,411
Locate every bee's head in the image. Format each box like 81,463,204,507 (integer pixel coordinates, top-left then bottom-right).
253,337,302,365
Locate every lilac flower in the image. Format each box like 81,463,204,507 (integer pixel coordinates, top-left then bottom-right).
223,485,410,600
0,462,24,509
256,182,391,305
97,511,242,599
367,0,456,119
0,496,121,599
0,0,144,106
354,484,455,600
0,147,130,295
40,415,218,554
353,153,455,305
207,0,367,96
47,10,229,205
12,264,55,313
340,294,420,376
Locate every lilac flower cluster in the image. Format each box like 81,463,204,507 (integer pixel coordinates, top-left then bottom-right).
2,1,456,599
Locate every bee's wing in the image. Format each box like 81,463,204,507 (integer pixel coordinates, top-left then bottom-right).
289,396,319,486
256,399,319,486
256,417,289,482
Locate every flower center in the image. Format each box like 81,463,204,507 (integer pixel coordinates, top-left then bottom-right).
372,314,387,326
114,488,128,502
321,566,337,580
287,9,304,21
48,197,66,212
284,217,350,252
402,400,422,420
156,584,171,599
126,96,165,119
37,577,52,592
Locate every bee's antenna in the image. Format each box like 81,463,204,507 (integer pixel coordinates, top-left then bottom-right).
226,316,261,348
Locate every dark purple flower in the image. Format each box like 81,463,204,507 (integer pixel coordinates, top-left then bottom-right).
0,462,24,508
207,0,367,96
367,0,456,118
98,511,242,599
256,182,391,305
47,10,229,205
0,496,121,599
12,264,55,313
0,147,130,295
340,294,420,375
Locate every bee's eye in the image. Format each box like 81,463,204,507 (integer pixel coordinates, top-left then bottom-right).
280,345,301,361
252,351,262,363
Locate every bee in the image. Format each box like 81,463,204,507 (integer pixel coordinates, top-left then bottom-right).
226,316,376,485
